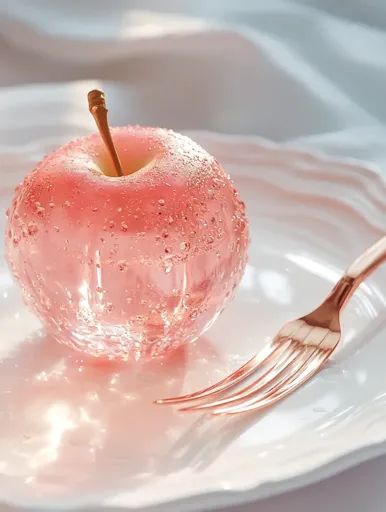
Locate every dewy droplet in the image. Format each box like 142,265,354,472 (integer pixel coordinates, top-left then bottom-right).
180,241,189,251
35,202,45,215
163,259,173,273
118,260,128,271
27,222,38,235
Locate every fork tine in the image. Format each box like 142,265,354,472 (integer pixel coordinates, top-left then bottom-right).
179,341,302,412
155,340,286,405
156,322,307,405
208,327,333,415
212,349,330,416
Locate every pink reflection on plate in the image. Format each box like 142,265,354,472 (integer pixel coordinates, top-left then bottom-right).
0,331,223,505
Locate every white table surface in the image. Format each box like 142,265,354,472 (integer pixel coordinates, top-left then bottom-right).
1,1,386,511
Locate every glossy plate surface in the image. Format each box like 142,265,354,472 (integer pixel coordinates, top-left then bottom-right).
1,82,386,511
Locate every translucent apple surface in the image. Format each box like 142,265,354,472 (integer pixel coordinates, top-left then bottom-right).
6,127,249,360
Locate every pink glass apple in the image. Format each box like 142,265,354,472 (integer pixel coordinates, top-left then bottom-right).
6,125,249,360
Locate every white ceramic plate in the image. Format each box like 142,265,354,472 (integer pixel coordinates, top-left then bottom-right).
1,82,386,512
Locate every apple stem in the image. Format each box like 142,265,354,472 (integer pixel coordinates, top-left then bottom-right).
88,89,124,177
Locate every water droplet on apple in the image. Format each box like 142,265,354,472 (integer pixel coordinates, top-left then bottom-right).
35,202,45,215
105,302,113,312
27,222,38,235
118,260,128,271
207,236,214,244
180,241,189,251
163,259,173,273
212,177,223,189
92,207,99,212
236,218,247,232
162,230,169,239
189,309,199,320
53,226,60,232
49,202,55,208
158,199,165,206
121,221,128,232
63,200,71,207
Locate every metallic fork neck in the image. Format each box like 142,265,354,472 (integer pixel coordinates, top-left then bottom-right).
327,275,356,311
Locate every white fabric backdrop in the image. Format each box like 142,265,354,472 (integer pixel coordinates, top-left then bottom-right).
1,1,386,511
2,0,386,167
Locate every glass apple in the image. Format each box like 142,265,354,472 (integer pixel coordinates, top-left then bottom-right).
6,126,249,360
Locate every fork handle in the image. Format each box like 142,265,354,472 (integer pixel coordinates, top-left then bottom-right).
346,235,386,281
327,236,386,311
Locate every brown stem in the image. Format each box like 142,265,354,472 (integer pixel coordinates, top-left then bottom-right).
87,89,123,177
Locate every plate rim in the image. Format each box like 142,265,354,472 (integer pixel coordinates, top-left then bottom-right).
3,130,386,512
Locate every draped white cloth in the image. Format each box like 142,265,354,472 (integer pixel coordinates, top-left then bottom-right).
0,1,385,511
2,0,386,167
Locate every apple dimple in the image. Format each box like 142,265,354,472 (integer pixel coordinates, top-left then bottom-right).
6,126,249,360
87,127,161,178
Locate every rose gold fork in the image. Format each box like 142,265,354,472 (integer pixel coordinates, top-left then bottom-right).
156,236,386,415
